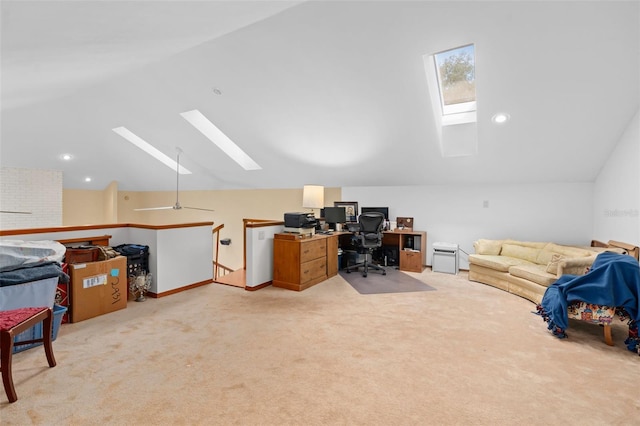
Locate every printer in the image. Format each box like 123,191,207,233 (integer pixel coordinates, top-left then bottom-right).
284,212,317,228
284,212,317,236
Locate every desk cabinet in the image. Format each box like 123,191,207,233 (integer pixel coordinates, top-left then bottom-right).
384,230,427,273
398,230,427,272
273,234,338,291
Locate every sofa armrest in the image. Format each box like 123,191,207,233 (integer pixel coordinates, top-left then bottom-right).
556,255,597,277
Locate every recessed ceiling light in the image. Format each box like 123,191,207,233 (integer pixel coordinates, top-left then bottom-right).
180,109,262,171
492,113,510,124
60,154,73,161
84,177,92,182
112,127,192,174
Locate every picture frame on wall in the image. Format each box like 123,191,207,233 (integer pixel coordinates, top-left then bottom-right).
334,201,359,223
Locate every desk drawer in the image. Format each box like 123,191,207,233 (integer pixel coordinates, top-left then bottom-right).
300,239,326,263
300,257,327,283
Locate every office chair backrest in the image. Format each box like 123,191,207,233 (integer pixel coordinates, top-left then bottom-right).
359,212,385,235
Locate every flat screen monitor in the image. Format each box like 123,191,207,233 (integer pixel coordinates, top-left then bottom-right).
323,207,346,229
360,207,389,220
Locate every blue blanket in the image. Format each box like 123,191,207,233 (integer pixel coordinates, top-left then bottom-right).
0,261,68,287
538,252,640,351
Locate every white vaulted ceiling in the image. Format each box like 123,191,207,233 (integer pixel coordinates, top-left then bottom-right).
1,1,638,191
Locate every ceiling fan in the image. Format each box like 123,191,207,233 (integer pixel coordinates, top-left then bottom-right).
134,148,215,212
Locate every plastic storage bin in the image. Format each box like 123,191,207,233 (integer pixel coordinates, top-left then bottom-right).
0,276,59,311
12,304,67,353
125,252,149,276
114,244,150,276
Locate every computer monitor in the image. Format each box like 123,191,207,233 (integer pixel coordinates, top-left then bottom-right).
360,207,389,220
323,207,346,230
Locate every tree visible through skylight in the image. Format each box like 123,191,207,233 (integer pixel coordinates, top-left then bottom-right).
434,44,476,114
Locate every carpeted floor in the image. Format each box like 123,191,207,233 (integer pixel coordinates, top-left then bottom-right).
339,266,437,294
2,269,640,425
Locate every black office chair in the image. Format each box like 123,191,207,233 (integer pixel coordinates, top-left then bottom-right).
345,212,386,277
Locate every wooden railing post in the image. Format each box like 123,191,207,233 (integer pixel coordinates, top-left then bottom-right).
212,224,225,280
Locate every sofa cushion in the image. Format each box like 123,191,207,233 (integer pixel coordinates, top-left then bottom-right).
468,254,534,272
536,244,558,264
500,244,541,263
473,239,504,255
558,255,597,275
545,253,566,275
509,264,557,287
545,243,593,258
503,240,548,249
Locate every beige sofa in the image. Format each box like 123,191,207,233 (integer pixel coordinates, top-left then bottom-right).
468,240,606,304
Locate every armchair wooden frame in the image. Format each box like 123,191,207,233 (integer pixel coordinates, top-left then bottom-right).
1,307,57,403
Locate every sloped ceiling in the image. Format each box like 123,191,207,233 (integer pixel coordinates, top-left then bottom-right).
1,1,638,191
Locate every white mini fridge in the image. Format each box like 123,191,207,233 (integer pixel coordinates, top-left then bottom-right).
432,242,459,274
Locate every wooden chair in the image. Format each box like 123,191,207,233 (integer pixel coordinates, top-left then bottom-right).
567,302,616,346
0,307,56,403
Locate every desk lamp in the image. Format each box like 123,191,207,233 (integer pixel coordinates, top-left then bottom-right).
302,185,324,218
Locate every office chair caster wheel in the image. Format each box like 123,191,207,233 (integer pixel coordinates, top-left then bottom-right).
382,271,386,275
363,273,367,277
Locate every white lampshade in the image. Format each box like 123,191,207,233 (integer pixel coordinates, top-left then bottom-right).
302,185,324,209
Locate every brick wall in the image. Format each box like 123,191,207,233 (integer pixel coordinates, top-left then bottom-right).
0,167,63,230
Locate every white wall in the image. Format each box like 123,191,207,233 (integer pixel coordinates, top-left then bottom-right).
343,183,593,269
0,167,62,229
592,110,640,245
155,226,212,294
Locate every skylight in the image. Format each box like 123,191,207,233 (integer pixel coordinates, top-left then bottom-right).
180,109,262,171
434,44,476,116
112,127,192,174
422,43,478,157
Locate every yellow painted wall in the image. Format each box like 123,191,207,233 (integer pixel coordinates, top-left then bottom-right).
63,187,342,271
63,189,106,225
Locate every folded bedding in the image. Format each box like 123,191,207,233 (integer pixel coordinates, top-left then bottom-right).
0,261,69,287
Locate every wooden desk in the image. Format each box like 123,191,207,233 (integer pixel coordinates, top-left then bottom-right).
273,229,427,291
337,229,427,273
273,233,339,291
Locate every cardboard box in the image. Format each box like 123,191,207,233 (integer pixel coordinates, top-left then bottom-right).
69,256,127,323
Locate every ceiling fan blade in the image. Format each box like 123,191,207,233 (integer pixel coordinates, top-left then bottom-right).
132,148,213,212
134,206,175,211
183,206,215,212
0,210,32,214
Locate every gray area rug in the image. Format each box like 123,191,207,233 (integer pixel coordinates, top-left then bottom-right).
339,266,437,294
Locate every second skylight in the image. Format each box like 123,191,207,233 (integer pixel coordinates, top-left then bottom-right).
181,109,262,171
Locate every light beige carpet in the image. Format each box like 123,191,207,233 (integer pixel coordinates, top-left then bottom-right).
2,269,639,425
